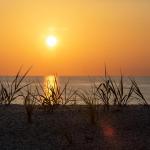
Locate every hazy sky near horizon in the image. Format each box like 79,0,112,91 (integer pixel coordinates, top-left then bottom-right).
0,0,150,76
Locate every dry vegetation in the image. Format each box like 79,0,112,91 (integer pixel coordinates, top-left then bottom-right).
0,67,31,105
0,68,149,149
0,67,149,123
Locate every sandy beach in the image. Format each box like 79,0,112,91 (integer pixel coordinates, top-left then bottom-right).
1,0,150,149
0,105,150,150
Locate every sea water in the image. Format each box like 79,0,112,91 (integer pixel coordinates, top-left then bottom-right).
0,76,150,104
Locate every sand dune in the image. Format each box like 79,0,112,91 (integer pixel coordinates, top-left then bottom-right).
0,105,150,150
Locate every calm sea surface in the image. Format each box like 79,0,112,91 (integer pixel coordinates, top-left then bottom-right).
0,76,150,104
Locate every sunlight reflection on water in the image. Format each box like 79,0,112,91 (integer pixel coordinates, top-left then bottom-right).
1,76,150,104
44,75,58,97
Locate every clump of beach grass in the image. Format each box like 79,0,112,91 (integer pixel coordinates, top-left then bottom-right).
78,87,99,125
109,75,134,106
34,77,56,111
131,79,148,106
94,67,145,109
23,88,36,124
95,78,111,111
0,67,31,105
36,76,77,112
94,67,112,111
61,81,78,105
35,81,59,112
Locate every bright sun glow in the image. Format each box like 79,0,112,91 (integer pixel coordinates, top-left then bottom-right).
46,36,58,47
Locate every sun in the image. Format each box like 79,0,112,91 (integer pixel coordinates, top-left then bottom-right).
46,36,58,47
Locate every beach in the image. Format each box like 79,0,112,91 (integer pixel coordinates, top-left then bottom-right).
0,105,150,150
1,0,150,149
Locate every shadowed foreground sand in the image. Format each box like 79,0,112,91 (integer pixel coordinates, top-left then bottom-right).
0,105,150,150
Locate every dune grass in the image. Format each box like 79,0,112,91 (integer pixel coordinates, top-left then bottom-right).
0,67,31,105
77,87,99,125
35,76,77,111
108,75,134,106
0,67,149,114
35,77,62,112
94,68,148,108
131,79,148,105
23,88,36,124
95,78,111,111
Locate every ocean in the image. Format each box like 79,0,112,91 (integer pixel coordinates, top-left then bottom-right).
0,76,150,104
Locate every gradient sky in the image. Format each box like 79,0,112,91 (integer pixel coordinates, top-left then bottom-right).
0,0,150,76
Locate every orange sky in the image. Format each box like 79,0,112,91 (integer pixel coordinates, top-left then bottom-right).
0,0,150,76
